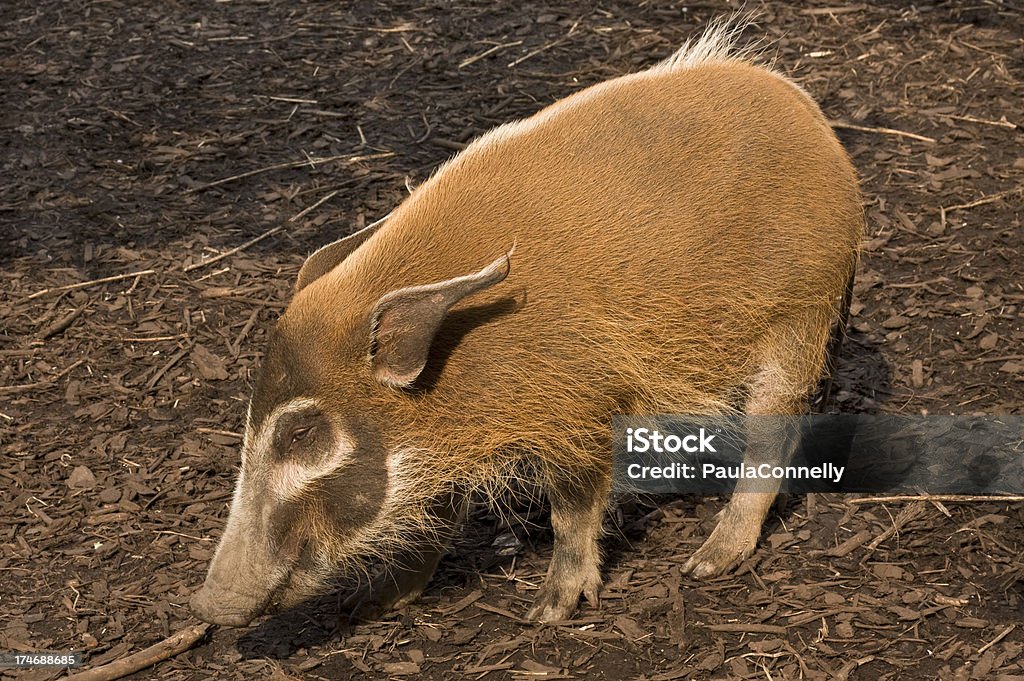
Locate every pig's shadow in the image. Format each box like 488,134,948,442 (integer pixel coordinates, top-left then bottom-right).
828,329,894,415
233,588,362,658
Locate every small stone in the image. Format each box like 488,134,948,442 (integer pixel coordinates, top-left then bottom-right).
68,465,97,490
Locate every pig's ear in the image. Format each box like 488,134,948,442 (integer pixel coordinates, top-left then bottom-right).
295,215,389,293
369,250,513,388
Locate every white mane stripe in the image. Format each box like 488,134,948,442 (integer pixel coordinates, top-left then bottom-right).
651,14,761,73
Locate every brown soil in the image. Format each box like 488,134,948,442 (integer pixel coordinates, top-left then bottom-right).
2,1,1023,679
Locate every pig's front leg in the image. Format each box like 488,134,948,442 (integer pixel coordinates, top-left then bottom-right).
343,493,466,619
526,474,608,622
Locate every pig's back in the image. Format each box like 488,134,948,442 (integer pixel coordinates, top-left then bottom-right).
347,60,860,320
305,58,862,421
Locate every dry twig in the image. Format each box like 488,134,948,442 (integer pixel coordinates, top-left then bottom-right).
197,427,242,439
24,270,156,301
289,189,340,222
460,40,523,68
801,4,867,15
64,623,211,681
508,38,567,68
940,187,1022,230
978,624,1017,655
429,137,467,151
183,225,284,272
940,113,1017,129
187,151,394,192
969,353,1024,365
0,359,85,396
866,500,928,550
38,306,86,339
850,495,1024,504
828,120,936,143
706,623,788,635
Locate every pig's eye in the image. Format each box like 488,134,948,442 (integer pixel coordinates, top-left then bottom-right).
290,426,313,443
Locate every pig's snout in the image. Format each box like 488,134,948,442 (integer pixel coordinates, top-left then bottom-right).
190,579,271,627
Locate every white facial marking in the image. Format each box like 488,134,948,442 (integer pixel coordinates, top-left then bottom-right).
272,433,356,500
241,402,254,467
242,397,360,499
383,446,427,513
244,397,320,466
243,396,364,499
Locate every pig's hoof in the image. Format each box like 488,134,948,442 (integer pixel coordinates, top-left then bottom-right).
340,589,386,622
682,523,757,578
342,584,422,622
526,579,600,623
526,590,577,623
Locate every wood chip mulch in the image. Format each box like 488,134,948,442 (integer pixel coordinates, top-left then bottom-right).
2,1,1022,679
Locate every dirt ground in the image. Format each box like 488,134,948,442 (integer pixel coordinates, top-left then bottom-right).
2,1,1023,679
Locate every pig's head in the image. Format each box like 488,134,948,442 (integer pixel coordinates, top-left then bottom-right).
190,223,511,626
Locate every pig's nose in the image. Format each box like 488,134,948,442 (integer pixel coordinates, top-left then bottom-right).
190,583,260,627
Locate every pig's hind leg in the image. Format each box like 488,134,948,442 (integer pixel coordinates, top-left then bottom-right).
526,470,608,623
343,493,467,619
683,323,824,578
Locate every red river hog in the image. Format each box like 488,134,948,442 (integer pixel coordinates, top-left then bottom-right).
190,18,863,626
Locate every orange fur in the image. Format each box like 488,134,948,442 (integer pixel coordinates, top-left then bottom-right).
289,58,862,499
